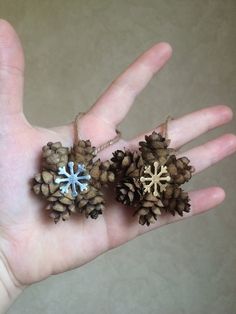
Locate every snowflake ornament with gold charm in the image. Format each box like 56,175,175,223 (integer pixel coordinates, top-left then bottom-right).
111,130,195,226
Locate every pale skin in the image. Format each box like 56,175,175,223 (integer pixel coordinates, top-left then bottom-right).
0,19,236,313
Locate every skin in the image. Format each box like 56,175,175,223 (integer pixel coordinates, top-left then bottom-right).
0,19,235,313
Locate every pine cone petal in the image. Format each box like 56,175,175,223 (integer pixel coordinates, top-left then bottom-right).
75,186,105,219
166,155,194,185
139,132,175,165
70,140,96,166
134,193,164,226
162,185,191,216
116,177,142,206
42,142,69,171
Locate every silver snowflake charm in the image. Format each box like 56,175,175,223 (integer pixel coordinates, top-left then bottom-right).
55,161,91,197
140,161,171,197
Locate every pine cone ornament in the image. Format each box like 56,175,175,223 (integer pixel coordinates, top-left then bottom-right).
112,131,195,226
32,140,115,223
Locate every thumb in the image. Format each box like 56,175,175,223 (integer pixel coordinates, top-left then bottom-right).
0,19,24,120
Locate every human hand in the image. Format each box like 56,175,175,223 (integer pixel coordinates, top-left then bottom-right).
0,19,235,312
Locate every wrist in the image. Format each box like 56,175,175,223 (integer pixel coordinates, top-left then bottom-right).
0,252,24,313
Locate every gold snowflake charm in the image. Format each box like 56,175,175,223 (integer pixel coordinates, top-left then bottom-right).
140,161,171,197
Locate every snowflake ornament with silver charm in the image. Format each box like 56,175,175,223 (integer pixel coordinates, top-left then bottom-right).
32,139,116,223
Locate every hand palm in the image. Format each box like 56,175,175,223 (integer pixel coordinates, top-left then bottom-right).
0,114,126,285
0,20,235,289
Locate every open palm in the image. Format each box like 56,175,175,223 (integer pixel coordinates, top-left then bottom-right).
0,19,235,297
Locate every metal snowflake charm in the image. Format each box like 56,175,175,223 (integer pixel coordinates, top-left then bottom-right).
55,161,91,197
140,161,171,197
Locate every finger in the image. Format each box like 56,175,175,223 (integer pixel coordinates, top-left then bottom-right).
89,42,172,127
0,19,24,118
180,133,236,173
137,187,225,235
129,105,233,149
